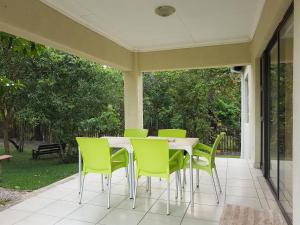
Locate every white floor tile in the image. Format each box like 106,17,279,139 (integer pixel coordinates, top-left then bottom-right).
67,204,110,223
98,208,145,225
62,190,99,204
87,193,126,208
150,200,189,217
193,192,224,206
139,213,182,225
39,200,80,217
11,197,55,212
14,213,61,225
0,209,32,225
117,197,156,212
185,204,223,222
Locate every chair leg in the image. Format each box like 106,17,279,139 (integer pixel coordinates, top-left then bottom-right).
79,175,86,204
214,167,222,193
167,179,170,215
107,175,112,209
132,178,138,209
146,177,149,192
175,172,178,199
182,169,187,189
125,168,128,177
101,174,104,192
126,169,130,193
211,175,219,204
149,177,152,195
196,157,200,188
178,171,183,199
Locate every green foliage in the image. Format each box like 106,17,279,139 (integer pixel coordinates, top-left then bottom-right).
0,31,240,154
144,68,241,143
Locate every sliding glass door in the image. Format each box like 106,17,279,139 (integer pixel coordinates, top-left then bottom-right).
261,5,293,224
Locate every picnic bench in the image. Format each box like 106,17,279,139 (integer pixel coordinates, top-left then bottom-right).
32,143,66,159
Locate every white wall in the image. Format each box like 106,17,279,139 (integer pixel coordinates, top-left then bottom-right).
293,0,300,223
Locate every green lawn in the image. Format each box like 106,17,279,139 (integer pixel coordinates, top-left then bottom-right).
0,146,77,191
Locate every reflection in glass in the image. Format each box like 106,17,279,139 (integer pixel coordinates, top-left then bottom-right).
269,42,279,193
279,14,293,221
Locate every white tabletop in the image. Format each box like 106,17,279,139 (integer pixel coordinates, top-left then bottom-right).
103,136,199,155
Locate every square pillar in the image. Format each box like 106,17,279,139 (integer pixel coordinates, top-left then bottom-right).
248,59,261,168
293,0,300,223
123,70,143,129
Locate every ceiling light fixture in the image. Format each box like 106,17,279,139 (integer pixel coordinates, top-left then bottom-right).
155,5,176,17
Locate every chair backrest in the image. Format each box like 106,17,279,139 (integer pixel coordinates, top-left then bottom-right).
76,137,111,174
210,132,225,164
131,138,169,178
124,129,148,138
158,129,187,138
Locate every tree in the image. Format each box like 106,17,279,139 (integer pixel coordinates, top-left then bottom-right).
0,76,24,153
0,32,43,153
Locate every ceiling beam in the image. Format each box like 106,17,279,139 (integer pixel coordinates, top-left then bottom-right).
138,42,251,72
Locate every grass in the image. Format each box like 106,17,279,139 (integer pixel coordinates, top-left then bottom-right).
0,146,77,191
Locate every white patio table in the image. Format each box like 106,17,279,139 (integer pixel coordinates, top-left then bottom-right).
78,136,199,206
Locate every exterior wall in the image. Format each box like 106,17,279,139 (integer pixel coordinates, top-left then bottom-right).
0,0,132,71
138,43,251,72
293,1,300,224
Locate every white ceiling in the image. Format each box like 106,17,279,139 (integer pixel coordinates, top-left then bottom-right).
41,0,265,52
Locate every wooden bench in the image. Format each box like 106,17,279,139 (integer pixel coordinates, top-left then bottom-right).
32,143,65,159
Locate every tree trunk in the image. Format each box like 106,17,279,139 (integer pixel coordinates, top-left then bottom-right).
3,119,10,153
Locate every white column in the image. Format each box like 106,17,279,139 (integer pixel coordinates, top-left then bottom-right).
123,70,143,129
293,1,300,223
240,72,245,159
248,59,261,168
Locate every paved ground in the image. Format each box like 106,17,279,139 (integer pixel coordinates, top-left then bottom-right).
0,158,282,225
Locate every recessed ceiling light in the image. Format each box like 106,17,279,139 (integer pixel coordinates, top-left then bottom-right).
155,5,176,17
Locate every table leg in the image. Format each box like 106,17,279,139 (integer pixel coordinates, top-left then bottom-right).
78,148,82,195
128,152,134,199
189,152,194,207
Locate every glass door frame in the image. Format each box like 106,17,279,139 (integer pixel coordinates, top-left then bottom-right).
260,3,294,224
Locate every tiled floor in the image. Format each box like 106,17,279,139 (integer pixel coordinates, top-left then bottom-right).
1,158,282,225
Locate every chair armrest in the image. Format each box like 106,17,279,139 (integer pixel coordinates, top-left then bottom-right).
169,150,182,162
193,143,212,153
193,149,211,159
112,148,129,164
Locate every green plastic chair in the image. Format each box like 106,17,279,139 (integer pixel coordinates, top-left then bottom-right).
120,129,148,178
158,129,187,187
158,129,187,138
193,132,225,192
124,128,148,138
76,137,128,208
183,132,225,203
131,138,182,215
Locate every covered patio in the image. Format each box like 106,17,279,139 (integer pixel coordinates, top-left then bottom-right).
1,158,279,225
0,0,299,224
